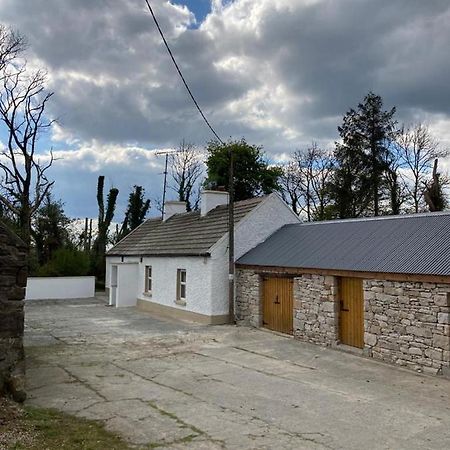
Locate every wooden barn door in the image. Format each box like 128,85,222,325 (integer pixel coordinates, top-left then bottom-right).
339,277,364,348
262,277,293,335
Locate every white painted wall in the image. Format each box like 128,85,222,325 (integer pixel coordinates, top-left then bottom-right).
26,277,95,300
105,194,299,317
209,193,300,315
107,255,213,314
136,255,213,315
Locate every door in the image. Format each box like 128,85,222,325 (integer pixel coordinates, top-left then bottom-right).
110,265,118,306
262,277,293,335
339,277,364,348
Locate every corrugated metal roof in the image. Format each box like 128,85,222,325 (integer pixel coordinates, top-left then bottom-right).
237,212,450,276
107,196,264,257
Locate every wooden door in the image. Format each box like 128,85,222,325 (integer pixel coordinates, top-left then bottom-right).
262,277,293,335
339,277,364,348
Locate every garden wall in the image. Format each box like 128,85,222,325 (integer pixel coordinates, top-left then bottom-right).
26,276,95,300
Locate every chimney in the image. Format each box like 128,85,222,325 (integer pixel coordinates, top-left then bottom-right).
163,201,186,221
200,190,229,217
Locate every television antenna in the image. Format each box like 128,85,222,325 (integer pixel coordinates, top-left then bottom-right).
155,149,182,219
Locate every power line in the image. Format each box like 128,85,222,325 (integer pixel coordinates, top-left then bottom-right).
144,0,224,144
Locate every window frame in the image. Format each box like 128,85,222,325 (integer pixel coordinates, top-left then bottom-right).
176,269,187,303
144,265,152,295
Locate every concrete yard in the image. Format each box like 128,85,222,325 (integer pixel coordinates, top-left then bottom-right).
25,296,450,449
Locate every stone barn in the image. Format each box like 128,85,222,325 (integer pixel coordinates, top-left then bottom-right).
236,212,450,376
0,222,27,401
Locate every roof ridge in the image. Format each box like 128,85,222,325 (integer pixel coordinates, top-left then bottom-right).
296,210,450,226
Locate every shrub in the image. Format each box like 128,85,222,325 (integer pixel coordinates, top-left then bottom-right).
36,248,90,277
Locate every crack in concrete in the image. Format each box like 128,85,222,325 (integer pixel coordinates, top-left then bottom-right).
111,358,334,449
231,345,317,370
58,365,108,402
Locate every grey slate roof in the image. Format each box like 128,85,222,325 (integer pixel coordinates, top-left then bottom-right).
107,196,264,257
237,212,450,276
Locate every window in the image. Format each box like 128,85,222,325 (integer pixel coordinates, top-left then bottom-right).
144,266,152,294
176,269,186,303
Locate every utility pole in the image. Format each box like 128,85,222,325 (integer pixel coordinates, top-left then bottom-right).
155,149,181,219
228,147,235,324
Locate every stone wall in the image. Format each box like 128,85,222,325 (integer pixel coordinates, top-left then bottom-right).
236,267,450,376
235,268,262,327
364,280,450,375
0,222,27,401
293,274,338,346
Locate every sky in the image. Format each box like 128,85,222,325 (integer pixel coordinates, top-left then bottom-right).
1,0,450,219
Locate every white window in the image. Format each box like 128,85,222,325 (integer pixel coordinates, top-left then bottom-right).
176,269,186,303
144,266,152,294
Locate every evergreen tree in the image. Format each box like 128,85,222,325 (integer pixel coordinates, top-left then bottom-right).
329,92,397,218
424,159,448,212
92,176,118,281
32,194,71,266
119,185,150,239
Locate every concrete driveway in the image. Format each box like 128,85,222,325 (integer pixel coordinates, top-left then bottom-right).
25,296,450,449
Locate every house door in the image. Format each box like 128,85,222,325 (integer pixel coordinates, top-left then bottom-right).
110,265,118,306
339,277,364,348
262,277,293,335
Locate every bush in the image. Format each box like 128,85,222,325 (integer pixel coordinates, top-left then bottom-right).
36,248,90,277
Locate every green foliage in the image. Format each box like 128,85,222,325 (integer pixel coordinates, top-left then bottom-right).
328,92,398,218
36,247,90,277
119,185,150,239
32,194,71,266
424,159,448,212
204,138,282,201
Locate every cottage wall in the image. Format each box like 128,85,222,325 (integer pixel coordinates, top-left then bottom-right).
235,267,450,376
0,223,27,401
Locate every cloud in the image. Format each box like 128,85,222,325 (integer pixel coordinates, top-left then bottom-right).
1,0,450,217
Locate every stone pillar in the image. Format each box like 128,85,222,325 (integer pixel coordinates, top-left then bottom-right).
293,274,339,346
0,222,27,401
235,268,262,327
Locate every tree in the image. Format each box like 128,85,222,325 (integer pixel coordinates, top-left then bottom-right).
0,30,54,249
329,92,397,218
279,160,302,215
204,139,282,201
395,124,448,213
32,194,71,266
423,159,448,212
0,25,25,71
92,176,119,280
119,185,150,239
170,141,203,211
280,144,335,220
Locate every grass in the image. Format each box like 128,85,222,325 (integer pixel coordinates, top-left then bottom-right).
0,397,132,450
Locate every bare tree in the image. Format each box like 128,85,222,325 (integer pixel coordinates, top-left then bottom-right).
308,147,335,220
280,144,334,220
0,25,26,71
396,124,448,212
279,160,302,215
0,58,55,248
170,140,203,211
296,143,334,221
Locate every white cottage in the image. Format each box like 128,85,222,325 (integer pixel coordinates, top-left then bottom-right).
105,190,299,323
